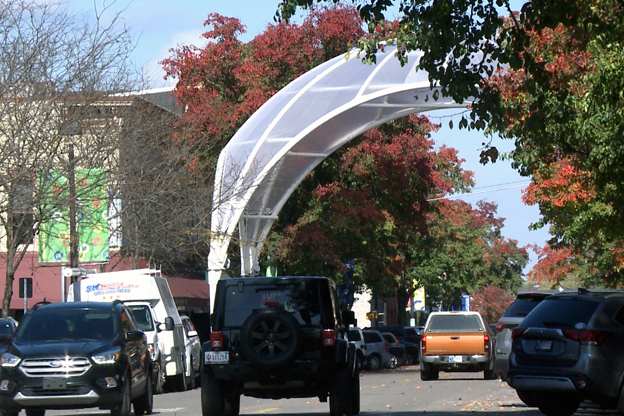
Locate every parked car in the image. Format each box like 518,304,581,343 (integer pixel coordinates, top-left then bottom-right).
507,288,624,416
494,290,560,381
368,325,421,365
0,301,153,416
0,317,18,339
181,315,201,389
380,332,407,369
347,327,367,369
361,329,392,371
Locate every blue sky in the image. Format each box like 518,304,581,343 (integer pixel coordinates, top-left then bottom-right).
71,0,551,275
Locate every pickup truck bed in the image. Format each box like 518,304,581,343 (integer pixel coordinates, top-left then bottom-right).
419,312,496,380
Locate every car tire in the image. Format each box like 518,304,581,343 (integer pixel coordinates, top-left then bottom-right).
404,354,413,366
367,354,381,371
351,373,361,415
111,373,131,416
618,381,624,414
420,367,439,381
153,361,166,394
224,392,241,416
330,369,352,416
388,355,398,369
25,410,45,416
240,308,302,370
174,360,188,392
201,368,225,416
516,390,537,407
535,393,580,416
483,367,497,380
133,370,154,416
188,357,197,390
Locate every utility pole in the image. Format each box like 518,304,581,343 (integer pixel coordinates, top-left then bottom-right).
68,142,78,271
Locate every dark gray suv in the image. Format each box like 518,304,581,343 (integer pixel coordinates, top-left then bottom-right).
507,289,624,416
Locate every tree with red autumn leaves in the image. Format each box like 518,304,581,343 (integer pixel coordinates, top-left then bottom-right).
278,0,624,286
164,5,528,310
472,286,514,324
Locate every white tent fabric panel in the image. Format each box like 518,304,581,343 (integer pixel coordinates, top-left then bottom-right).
207,45,469,310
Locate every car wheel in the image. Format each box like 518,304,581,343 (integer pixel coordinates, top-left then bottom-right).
188,357,197,390
153,361,165,394
111,373,131,416
330,369,352,416
224,392,241,416
350,372,360,415
388,355,398,369
201,368,225,416
174,360,188,392
240,308,302,370
133,370,154,415
367,354,381,371
404,354,413,366
516,390,537,407
535,393,580,416
25,410,45,416
483,367,497,380
420,367,439,381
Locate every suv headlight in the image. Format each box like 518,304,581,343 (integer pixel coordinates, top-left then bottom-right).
0,353,21,367
92,349,121,365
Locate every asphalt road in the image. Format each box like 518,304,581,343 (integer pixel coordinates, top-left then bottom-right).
46,366,610,416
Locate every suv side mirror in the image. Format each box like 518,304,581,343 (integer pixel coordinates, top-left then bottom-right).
342,310,356,326
164,317,175,331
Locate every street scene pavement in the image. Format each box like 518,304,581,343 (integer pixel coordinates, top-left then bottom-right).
47,366,606,416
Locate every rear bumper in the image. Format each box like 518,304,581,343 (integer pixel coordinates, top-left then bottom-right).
510,375,577,392
422,354,489,369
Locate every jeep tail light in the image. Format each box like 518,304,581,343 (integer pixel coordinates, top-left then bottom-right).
421,336,427,354
322,329,335,346
511,327,526,341
484,333,490,351
562,329,612,346
211,331,223,349
495,321,506,333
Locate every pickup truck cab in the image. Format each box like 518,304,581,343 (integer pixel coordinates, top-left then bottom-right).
419,311,496,380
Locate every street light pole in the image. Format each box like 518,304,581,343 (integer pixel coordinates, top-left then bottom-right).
68,142,79,270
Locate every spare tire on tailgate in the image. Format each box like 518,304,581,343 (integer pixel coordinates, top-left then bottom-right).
240,308,302,370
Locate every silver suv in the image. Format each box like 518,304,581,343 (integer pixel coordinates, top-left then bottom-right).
508,289,624,416
494,290,559,380
361,329,392,371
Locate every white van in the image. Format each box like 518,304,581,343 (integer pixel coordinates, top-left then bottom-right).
67,268,191,391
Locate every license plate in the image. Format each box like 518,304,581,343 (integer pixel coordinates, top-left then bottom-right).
43,377,67,390
536,340,553,351
205,351,229,364
449,355,463,363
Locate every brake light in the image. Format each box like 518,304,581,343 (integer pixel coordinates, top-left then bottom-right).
322,329,336,346
210,331,223,349
511,327,526,341
562,329,612,346
484,333,490,351
495,321,507,333
421,336,427,354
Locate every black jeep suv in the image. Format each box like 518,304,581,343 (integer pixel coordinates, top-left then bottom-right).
201,276,359,416
0,301,153,416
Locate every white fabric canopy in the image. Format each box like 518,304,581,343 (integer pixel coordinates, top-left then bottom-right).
207,45,468,308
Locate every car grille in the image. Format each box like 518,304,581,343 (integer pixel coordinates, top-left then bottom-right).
20,385,91,396
20,357,91,377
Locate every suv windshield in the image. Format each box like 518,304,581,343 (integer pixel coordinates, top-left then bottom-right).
223,282,322,327
14,309,117,342
128,305,155,332
520,296,601,328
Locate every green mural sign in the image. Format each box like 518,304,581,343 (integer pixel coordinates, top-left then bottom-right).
38,169,109,264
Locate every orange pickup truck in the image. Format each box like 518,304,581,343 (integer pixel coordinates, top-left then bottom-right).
419,311,496,380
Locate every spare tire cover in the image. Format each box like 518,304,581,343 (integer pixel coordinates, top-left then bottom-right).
240,308,302,369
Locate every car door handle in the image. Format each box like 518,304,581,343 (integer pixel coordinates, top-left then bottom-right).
451,336,460,340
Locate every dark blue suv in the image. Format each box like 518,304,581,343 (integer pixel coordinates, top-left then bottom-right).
0,301,153,416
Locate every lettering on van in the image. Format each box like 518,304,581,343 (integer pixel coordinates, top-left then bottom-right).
85,282,139,297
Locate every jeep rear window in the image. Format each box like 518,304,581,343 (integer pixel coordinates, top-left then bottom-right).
519,297,600,328
426,314,483,332
223,283,322,327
